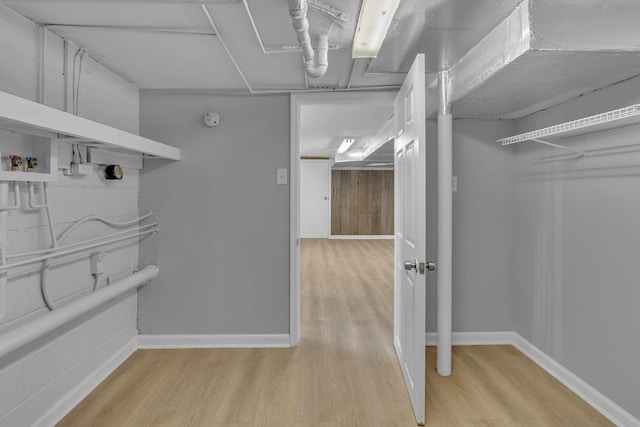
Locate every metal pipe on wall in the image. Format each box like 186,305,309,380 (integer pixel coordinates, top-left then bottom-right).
0,265,159,360
437,70,453,377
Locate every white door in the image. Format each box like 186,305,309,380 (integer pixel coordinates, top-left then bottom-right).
394,54,429,425
300,159,330,238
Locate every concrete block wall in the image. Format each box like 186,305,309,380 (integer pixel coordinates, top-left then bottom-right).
0,6,143,426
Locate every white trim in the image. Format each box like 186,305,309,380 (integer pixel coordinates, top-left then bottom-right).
425,331,516,346
513,334,640,427
329,235,394,240
290,92,396,349
34,337,137,427
423,331,640,427
290,94,301,347
137,334,291,349
327,162,332,238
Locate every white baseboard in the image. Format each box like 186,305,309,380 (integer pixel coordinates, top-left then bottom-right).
329,235,394,240
425,331,639,427
35,337,137,427
512,335,640,427
425,331,516,346
137,334,291,349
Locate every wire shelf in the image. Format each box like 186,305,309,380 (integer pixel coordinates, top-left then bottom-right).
498,104,640,146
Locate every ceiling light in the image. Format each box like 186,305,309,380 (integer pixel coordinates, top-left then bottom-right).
337,138,356,154
352,0,402,58
365,162,394,167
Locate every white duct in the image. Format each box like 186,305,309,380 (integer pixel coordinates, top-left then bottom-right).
289,0,329,79
0,265,159,360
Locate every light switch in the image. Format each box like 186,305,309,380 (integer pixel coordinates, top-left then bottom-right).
452,176,458,192
277,168,288,185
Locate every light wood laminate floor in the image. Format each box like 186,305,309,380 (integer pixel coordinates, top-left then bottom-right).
58,239,612,426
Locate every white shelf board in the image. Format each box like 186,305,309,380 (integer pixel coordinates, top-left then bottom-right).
498,104,640,146
0,171,57,182
0,90,180,161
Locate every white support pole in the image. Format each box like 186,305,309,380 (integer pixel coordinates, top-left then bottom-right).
437,70,453,377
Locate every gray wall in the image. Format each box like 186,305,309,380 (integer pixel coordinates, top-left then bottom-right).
426,119,517,333
138,92,290,335
513,75,640,419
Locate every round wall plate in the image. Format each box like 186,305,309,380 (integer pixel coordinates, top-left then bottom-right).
204,112,220,127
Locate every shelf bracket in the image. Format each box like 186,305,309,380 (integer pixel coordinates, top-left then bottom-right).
530,138,587,158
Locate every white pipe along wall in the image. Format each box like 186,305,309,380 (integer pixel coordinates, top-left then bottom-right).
0,265,158,360
0,183,9,324
289,0,329,78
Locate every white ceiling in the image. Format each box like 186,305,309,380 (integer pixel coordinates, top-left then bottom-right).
7,0,523,91
6,0,640,162
300,103,393,158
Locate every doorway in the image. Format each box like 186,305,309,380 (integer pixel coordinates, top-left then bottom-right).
290,91,396,345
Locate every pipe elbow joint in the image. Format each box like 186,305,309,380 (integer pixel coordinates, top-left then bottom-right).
305,65,328,79
304,34,329,78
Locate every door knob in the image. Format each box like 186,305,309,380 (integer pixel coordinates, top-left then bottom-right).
404,260,435,274
404,260,417,271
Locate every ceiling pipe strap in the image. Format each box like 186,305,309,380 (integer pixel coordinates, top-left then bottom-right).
289,0,329,79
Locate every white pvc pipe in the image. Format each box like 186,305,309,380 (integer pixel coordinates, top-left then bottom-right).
0,228,157,272
437,70,453,377
63,39,69,113
38,212,154,310
8,223,157,259
27,183,60,310
289,0,329,79
39,26,47,105
58,212,155,243
28,183,58,250
0,183,20,212
0,265,159,360
0,183,8,323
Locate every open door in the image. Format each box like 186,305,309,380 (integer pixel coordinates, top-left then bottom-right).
394,53,430,425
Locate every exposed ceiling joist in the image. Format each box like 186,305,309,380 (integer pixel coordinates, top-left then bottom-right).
2,0,241,3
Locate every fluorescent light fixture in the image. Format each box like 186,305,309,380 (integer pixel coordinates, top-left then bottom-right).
352,0,402,58
337,138,356,154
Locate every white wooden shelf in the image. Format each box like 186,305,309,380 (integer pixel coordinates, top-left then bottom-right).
497,104,640,146
0,90,180,160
